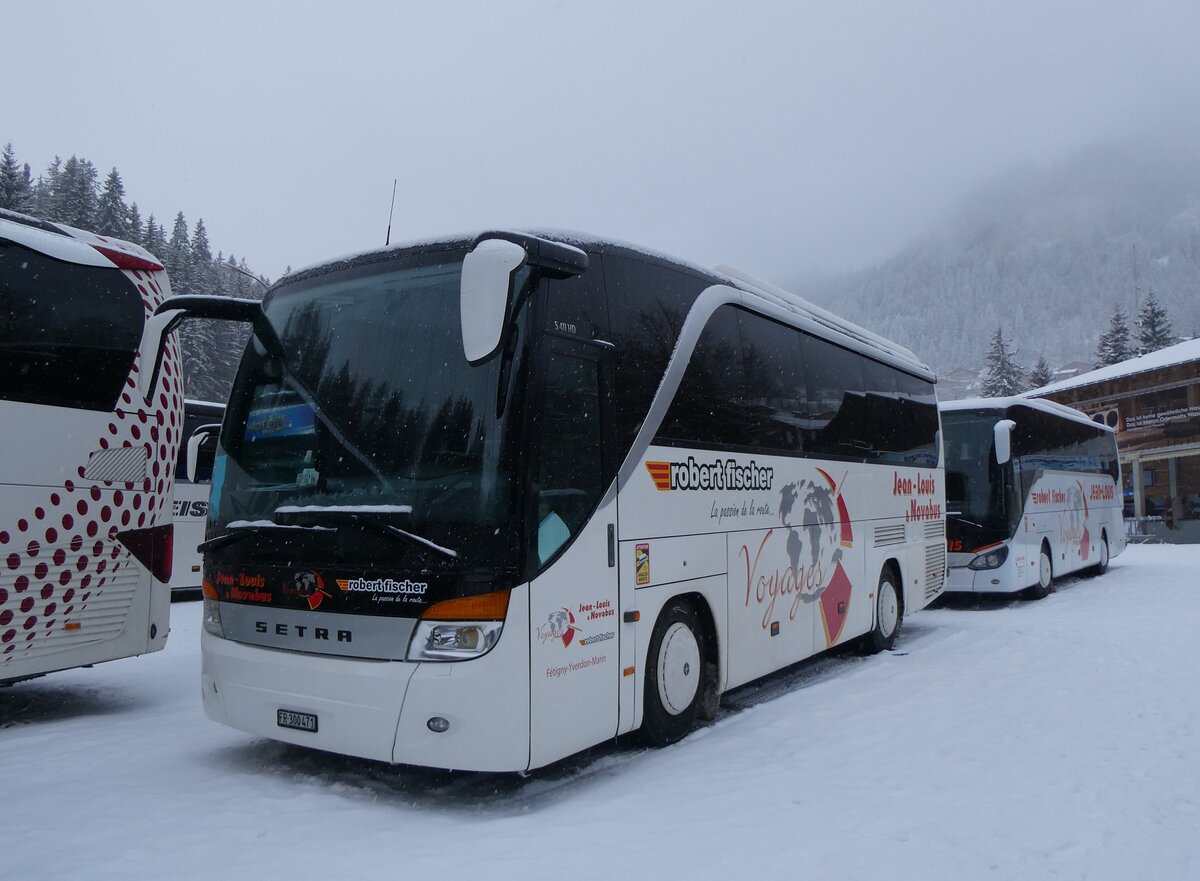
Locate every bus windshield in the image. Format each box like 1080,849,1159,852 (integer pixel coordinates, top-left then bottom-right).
941,408,1018,540
213,248,531,574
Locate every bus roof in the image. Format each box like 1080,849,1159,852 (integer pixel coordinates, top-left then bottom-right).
0,207,163,270
273,229,936,382
940,396,1113,433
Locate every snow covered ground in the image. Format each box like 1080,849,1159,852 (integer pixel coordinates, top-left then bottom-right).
3,544,1197,881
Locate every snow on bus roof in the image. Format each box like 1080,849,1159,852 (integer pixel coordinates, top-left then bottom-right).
1026,337,1200,396
940,395,1113,432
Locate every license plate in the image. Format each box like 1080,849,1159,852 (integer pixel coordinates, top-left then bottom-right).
277,709,318,732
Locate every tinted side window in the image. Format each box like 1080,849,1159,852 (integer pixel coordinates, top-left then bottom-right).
533,352,603,568
605,255,709,457
736,310,804,455
801,334,866,461
657,306,746,448
892,369,940,466
544,259,609,343
861,358,900,463
0,241,143,410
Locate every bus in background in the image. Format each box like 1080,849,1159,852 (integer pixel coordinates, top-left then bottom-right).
170,400,225,597
0,209,183,684
941,397,1125,599
167,230,945,772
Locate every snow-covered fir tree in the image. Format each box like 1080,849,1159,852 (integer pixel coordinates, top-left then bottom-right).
57,156,99,229
128,202,143,246
95,168,131,239
165,212,191,292
32,156,62,218
144,214,167,258
980,327,1025,397
1136,289,1174,355
0,143,33,211
1028,356,1053,388
190,218,215,295
1095,305,1133,366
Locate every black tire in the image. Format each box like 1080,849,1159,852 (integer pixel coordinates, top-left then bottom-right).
642,600,709,747
1025,542,1054,599
1092,532,1110,576
860,565,903,654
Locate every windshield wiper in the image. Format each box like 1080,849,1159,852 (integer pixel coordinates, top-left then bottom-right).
946,512,984,529
274,506,458,559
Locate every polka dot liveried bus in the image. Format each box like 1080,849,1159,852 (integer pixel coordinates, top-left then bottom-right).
1,209,184,684
165,231,946,772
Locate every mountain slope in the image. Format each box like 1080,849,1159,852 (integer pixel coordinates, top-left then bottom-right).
809,141,1200,373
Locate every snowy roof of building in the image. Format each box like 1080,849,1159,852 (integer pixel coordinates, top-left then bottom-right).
1027,337,1200,396
940,395,1112,432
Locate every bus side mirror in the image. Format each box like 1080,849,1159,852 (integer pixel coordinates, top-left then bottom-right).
994,419,1016,465
460,239,527,366
186,423,221,483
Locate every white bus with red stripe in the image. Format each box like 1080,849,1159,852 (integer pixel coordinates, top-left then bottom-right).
941,397,1126,598
170,231,945,772
0,209,183,684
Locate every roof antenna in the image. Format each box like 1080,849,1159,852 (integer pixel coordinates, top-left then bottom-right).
385,179,397,246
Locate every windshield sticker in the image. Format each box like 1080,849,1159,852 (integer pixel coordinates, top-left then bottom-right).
293,571,330,610
215,570,272,604
245,403,316,441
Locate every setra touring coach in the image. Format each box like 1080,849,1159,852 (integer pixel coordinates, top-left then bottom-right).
164,231,947,772
941,397,1125,598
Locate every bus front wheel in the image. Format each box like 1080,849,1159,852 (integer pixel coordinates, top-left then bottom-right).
642,600,708,746
1026,543,1054,599
860,565,902,654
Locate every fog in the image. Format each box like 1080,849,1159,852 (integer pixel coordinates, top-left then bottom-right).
7,1,1200,283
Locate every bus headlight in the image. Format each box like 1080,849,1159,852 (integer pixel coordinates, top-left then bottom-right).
968,545,1009,570
408,621,503,661
407,589,509,662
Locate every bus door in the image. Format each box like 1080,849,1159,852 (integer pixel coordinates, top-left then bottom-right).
526,335,625,768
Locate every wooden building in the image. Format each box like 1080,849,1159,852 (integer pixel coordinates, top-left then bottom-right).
1028,338,1200,542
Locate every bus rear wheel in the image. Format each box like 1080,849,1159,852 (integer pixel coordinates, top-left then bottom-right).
642,600,708,747
860,565,902,654
1025,543,1054,599
1092,532,1110,576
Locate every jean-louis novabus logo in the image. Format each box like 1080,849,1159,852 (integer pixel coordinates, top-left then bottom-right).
645,456,773,492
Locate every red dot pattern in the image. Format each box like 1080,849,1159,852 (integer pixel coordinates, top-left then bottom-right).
0,267,183,667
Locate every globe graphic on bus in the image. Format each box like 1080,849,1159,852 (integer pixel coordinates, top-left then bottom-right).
778,479,840,598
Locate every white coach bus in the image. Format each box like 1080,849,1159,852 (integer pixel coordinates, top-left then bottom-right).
166,231,946,771
1,209,183,684
170,399,224,595
941,397,1125,599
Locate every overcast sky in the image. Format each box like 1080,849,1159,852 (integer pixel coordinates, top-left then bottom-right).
7,1,1200,285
